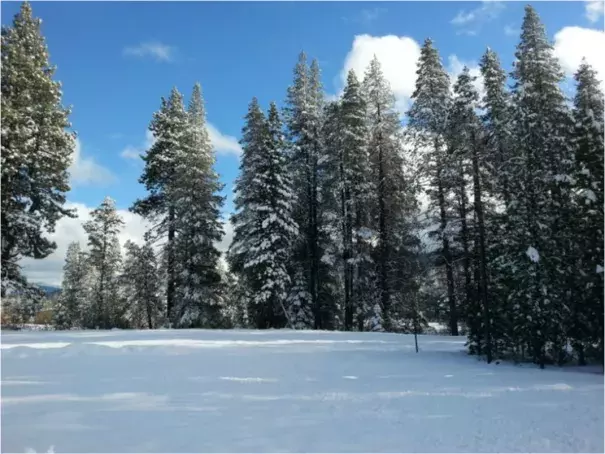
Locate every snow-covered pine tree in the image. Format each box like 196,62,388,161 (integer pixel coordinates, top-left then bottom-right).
131,88,188,322
170,83,225,328
219,263,249,329
284,53,326,329
446,74,473,339
321,69,375,330
55,242,91,329
121,240,163,329
570,60,604,364
407,39,459,336
479,48,514,208
229,98,298,328
319,100,346,329
508,5,574,367
83,197,124,329
449,67,493,362
479,47,517,356
362,56,414,331
1,1,76,296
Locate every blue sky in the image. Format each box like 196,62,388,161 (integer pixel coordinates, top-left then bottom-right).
2,0,603,285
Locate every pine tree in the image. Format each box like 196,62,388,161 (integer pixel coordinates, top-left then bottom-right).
407,39,458,336
508,5,574,367
171,83,225,328
131,88,189,322
284,53,326,328
1,2,76,296
83,197,124,329
450,67,493,362
322,70,375,330
363,56,418,331
570,60,604,363
479,47,516,356
229,98,298,328
55,242,91,328
121,240,163,329
319,100,346,329
479,48,514,207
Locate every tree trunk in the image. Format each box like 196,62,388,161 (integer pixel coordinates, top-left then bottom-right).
458,177,472,320
307,142,320,329
437,166,458,336
167,205,176,324
341,157,353,331
377,127,390,329
472,134,492,363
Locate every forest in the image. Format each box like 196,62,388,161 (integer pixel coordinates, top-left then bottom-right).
2,2,603,369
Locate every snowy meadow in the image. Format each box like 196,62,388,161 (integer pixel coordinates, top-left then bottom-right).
2,329,603,453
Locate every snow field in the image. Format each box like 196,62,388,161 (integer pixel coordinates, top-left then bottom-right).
1,329,603,452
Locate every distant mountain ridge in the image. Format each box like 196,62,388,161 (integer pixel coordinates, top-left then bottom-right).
35,285,61,296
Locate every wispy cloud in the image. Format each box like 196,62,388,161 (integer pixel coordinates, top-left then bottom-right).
120,130,155,160
69,138,116,186
343,7,387,26
504,24,520,37
207,123,242,157
121,125,241,159
585,0,604,23
451,1,505,35
123,42,175,62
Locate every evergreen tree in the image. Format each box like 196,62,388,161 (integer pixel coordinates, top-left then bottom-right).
407,39,458,336
479,48,514,207
326,70,375,330
83,197,124,329
479,47,520,357
229,98,298,328
55,242,90,328
450,67,493,362
171,83,225,328
363,56,417,331
284,53,326,328
318,100,346,329
1,2,76,296
507,5,574,367
131,88,188,322
570,60,604,363
121,240,163,329
220,265,249,329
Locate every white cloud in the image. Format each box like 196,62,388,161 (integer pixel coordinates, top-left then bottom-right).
122,125,241,159
504,24,519,37
207,123,242,156
447,55,486,100
338,35,486,114
340,34,421,113
123,42,175,63
120,146,142,160
343,7,387,25
120,130,155,161
585,0,604,23
217,218,234,253
554,26,605,89
69,138,115,186
20,202,149,286
451,1,505,35
21,203,237,286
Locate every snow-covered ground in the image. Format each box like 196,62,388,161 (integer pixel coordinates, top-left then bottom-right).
1,329,603,453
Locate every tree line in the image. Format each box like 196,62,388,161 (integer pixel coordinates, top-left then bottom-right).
2,2,602,367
